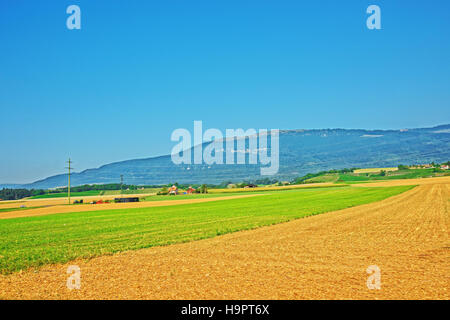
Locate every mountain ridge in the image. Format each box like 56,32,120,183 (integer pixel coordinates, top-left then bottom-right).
2,124,449,189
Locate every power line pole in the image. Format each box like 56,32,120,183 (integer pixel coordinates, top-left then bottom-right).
120,175,124,194
66,158,73,205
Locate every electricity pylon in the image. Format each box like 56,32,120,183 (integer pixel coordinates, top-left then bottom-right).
120,175,124,194
66,158,73,204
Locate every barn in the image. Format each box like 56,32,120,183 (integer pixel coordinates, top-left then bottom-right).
114,197,140,203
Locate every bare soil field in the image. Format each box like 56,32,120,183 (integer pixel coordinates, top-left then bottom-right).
0,194,263,219
0,183,448,300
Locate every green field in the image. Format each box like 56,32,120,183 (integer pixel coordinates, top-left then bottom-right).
28,188,160,199
0,185,413,274
295,168,449,185
103,188,160,195
145,184,348,201
29,190,103,199
142,192,247,201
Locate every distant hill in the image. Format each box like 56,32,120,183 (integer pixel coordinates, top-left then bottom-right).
2,124,449,189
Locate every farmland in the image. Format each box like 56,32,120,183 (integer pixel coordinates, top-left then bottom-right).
28,188,160,199
299,168,450,184
0,178,448,299
0,206,45,214
0,175,448,299
0,185,411,274
29,190,103,199
0,193,262,219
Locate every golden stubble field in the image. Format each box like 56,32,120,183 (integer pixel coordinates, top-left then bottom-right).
0,177,448,300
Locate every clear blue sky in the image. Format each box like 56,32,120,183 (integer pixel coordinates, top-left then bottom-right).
1,0,449,183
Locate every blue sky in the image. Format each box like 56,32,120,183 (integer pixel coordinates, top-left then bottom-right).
1,0,449,183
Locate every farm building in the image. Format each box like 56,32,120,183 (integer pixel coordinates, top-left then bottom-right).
186,186,196,194
168,185,178,195
114,197,139,203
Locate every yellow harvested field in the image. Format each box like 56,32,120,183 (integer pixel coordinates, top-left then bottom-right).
0,194,263,219
0,183,448,300
353,167,398,173
353,176,450,187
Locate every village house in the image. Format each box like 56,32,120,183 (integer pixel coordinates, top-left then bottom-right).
186,186,196,194
168,185,178,195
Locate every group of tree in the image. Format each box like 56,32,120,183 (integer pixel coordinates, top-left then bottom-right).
0,188,45,200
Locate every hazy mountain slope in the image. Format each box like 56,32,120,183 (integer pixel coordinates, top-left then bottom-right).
3,125,449,189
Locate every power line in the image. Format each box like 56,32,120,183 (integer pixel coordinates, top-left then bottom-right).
65,158,73,204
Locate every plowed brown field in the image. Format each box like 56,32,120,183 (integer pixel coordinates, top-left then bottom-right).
0,183,448,300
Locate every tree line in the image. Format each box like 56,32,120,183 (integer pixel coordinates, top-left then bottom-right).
0,188,46,200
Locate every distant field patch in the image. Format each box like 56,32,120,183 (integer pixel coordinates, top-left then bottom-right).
29,190,102,199
0,206,45,213
29,188,160,199
338,169,449,183
353,167,398,174
103,188,160,196
142,193,244,201
209,183,342,194
304,173,339,183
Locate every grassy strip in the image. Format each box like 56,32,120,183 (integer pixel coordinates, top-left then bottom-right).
29,188,161,199
0,206,46,213
29,190,103,199
0,185,413,274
